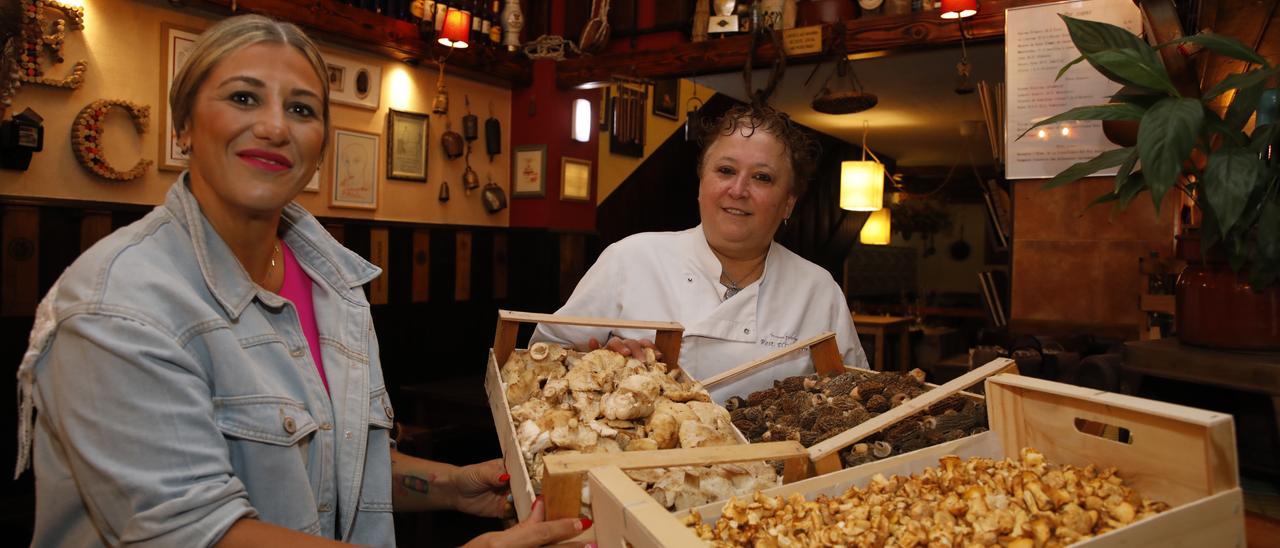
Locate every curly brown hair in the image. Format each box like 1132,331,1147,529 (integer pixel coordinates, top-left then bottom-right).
696,104,820,198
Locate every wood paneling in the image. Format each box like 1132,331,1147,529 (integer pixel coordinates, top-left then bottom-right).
455,230,472,301
412,229,430,303
492,232,508,300
79,211,113,253
369,227,389,305
2,207,39,317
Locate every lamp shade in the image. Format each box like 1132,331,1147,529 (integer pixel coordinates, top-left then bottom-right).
572,98,591,142
438,8,471,48
839,160,884,211
940,0,977,19
859,207,892,245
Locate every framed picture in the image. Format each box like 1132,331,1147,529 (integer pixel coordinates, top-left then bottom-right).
330,128,380,209
512,144,546,197
324,51,381,110
386,109,429,181
159,23,202,171
560,157,592,202
652,79,679,120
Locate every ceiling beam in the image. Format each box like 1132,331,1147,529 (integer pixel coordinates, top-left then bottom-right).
556,0,1062,89
191,0,531,87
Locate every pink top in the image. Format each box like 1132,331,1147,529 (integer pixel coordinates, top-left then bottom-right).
279,241,329,393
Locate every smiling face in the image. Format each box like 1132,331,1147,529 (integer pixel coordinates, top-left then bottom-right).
697,128,798,258
181,42,326,220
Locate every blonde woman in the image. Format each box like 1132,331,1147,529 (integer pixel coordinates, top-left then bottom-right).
16,15,588,548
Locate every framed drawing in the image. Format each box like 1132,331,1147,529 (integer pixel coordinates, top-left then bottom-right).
512,144,546,198
159,23,202,171
652,79,679,120
324,51,381,110
560,157,592,201
386,109,428,181
330,128,379,209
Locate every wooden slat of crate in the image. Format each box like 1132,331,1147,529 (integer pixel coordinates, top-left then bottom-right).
606,374,1244,547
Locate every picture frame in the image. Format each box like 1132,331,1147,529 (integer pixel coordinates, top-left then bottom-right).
512,144,547,198
159,23,202,171
330,128,380,210
652,79,679,120
323,51,382,110
386,109,429,181
560,157,592,202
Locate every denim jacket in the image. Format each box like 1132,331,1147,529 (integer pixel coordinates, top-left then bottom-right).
16,177,395,547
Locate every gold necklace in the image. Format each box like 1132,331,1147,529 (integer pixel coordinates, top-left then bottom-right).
259,241,280,286
721,258,765,301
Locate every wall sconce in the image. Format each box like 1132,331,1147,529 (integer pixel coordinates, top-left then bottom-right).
839,122,884,211
572,98,591,142
859,207,892,245
438,8,471,48
940,0,978,94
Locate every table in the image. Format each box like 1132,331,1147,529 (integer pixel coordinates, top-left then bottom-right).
1123,338,1280,477
853,314,915,372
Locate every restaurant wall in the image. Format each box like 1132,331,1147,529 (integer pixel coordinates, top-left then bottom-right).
1,0,512,227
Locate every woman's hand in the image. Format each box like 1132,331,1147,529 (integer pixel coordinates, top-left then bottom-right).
450,458,514,518
463,496,593,548
587,336,663,360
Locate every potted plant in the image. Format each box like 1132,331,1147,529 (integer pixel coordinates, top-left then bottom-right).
1022,15,1279,350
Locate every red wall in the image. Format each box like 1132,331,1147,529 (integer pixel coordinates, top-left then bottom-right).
508,0,600,230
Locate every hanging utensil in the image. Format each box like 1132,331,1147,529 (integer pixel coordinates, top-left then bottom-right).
462,137,480,193
482,176,508,213
438,179,451,202
441,118,464,159
685,87,704,143
810,26,876,114
485,101,501,161
579,0,612,53
462,95,479,142
432,60,449,115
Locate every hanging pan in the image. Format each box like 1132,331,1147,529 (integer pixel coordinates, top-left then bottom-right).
812,57,877,114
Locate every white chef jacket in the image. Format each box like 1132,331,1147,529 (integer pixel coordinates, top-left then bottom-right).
532,226,869,402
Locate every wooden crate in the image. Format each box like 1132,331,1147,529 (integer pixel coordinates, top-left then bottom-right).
487,310,775,525
589,374,1243,547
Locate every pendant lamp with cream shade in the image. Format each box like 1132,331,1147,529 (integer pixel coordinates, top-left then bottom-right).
840,121,884,211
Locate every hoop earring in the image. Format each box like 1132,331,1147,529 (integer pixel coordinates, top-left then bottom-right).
783,217,790,226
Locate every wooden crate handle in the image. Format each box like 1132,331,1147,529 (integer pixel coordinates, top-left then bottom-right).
541,441,807,521
807,357,1019,474
701,332,843,389
493,310,686,370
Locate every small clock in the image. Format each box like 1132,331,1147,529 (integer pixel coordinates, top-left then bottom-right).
859,0,884,11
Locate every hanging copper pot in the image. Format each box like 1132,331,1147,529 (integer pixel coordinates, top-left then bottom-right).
462,95,479,141
463,164,480,191
432,84,449,115
482,179,508,213
438,180,451,202
441,120,464,159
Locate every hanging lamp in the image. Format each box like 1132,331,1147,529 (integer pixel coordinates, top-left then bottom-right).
859,207,892,245
839,122,884,212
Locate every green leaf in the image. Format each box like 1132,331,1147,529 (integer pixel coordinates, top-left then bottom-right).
1085,49,1179,95
1251,123,1279,156
1224,80,1265,132
1043,147,1134,189
1160,34,1270,67
1116,171,1147,209
1201,200,1223,252
1113,146,1140,191
1108,91,1164,109
1203,108,1248,147
1062,15,1158,59
1016,103,1146,140
1203,149,1264,234
1056,55,1088,81
1138,98,1204,210
1204,66,1280,101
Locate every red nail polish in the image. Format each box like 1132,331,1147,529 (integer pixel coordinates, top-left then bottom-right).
498,473,510,483
580,518,593,530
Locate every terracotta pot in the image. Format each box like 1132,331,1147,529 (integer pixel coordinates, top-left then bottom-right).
1175,234,1280,350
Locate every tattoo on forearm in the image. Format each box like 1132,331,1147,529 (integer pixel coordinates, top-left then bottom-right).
396,473,434,495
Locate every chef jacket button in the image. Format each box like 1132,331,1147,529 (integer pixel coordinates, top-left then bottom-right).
320,422,333,431
318,503,331,512
283,416,298,434
687,277,693,282
744,328,750,335
290,347,305,357
345,430,353,440
382,397,394,420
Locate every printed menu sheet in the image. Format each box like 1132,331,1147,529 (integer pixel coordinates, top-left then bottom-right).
1004,0,1142,179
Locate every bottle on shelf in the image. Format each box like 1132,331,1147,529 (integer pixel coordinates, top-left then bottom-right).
434,0,451,34
413,0,437,40
489,0,503,45
469,1,485,47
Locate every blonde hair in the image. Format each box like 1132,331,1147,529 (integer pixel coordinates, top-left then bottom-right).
169,14,330,151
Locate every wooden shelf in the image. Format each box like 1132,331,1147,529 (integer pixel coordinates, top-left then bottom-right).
192,0,530,87
556,0,1061,89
